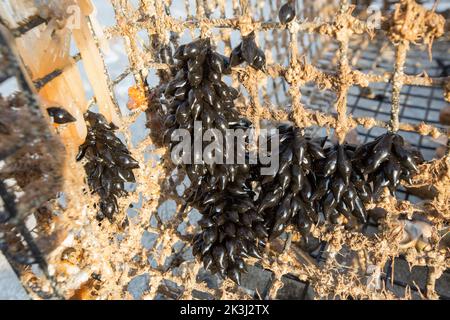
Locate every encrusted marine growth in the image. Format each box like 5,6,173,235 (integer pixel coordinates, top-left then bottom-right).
312,143,370,227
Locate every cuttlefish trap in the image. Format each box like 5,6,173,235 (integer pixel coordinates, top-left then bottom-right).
0,0,449,300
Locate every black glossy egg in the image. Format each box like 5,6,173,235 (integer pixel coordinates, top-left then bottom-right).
241,32,266,71
47,106,77,124
279,2,296,24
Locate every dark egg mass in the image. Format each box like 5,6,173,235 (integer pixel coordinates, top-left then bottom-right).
159,38,267,285
77,111,139,221
157,38,424,284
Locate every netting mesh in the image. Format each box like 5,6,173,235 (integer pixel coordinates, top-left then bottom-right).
0,0,449,300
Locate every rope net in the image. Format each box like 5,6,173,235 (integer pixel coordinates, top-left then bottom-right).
0,0,449,300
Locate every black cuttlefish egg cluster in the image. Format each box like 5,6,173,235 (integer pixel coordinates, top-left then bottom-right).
77,111,139,221
257,124,325,249
159,38,267,285
157,38,424,284
252,125,425,255
353,132,424,198
313,142,370,226
229,32,266,72
257,124,370,253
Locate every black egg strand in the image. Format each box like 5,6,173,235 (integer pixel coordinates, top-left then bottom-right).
353,132,424,199
229,32,266,72
256,124,323,251
312,143,370,228
77,111,139,221
159,38,267,285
